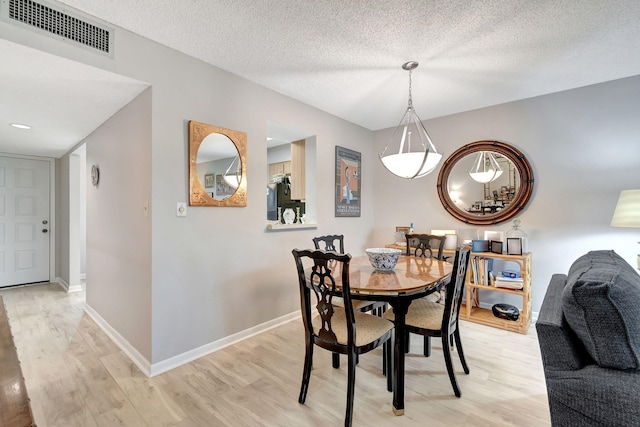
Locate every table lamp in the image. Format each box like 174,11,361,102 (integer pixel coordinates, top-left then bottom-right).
610,189,640,269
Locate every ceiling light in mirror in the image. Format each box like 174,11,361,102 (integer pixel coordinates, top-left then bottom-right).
468,151,503,183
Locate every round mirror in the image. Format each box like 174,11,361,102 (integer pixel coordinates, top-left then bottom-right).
436,141,534,225
196,133,241,201
189,121,247,207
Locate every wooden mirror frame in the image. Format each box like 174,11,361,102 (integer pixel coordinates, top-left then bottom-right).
436,140,534,225
189,120,247,207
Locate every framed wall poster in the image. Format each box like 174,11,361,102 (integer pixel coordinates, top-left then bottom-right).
335,146,361,217
204,173,214,188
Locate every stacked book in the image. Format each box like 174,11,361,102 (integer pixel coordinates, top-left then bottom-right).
491,270,524,290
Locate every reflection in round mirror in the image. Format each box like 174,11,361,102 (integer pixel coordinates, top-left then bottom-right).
436,141,534,225
196,133,241,201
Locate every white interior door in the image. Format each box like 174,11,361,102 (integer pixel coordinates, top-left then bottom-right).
0,156,50,287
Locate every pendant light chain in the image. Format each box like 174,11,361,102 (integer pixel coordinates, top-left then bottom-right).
407,68,413,110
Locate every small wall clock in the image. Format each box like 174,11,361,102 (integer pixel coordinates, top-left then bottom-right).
91,164,100,186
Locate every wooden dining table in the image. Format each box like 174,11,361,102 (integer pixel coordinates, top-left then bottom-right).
341,255,453,415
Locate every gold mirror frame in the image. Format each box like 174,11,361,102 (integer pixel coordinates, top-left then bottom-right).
189,120,247,207
436,140,534,225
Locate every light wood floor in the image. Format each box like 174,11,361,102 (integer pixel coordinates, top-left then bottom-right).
1,283,551,426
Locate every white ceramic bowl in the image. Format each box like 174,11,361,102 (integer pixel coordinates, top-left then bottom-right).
365,248,402,271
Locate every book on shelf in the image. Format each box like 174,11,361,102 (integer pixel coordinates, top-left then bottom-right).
490,272,524,289
470,257,493,286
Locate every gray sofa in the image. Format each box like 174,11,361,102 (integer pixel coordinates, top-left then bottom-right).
536,250,640,426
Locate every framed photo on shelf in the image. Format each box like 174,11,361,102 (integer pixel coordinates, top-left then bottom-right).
396,226,410,233
507,238,523,255
204,173,214,188
484,230,504,242
490,240,503,254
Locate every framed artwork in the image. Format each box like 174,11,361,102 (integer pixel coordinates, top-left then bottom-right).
335,146,361,217
215,174,236,198
204,173,214,188
507,237,523,255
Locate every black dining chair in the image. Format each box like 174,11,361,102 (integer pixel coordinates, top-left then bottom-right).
405,233,447,260
384,247,471,397
312,234,345,253
292,249,394,427
403,233,450,354
312,234,389,370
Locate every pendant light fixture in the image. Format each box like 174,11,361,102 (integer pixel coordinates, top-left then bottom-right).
468,151,503,183
378,61,442,179
223,156,241,188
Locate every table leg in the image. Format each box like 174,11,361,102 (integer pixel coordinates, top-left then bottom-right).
392,299,410,416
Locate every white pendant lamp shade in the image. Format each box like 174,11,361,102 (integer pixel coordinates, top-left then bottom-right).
223,173,240,188
379,61,442,179
223,156,241,188
468,151,503,183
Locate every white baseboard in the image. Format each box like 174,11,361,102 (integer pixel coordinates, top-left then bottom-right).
149,311,300,377
83,302,300,378
83,303,152,377
53,276,83,293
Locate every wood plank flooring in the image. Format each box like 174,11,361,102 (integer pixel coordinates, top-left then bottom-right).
0,283,551,426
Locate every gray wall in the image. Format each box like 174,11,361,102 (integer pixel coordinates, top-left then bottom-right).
373,75,640,313
85,88,153,360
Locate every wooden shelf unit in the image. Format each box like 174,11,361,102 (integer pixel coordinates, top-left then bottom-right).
461,251,532,334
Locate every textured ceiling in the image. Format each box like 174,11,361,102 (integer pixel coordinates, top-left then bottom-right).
2,0,640,156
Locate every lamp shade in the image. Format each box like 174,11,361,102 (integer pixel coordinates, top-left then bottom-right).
468,151,503,183
223,173,240,188
610,190,640,228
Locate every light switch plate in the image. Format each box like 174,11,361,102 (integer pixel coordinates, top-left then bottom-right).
176,202,187,217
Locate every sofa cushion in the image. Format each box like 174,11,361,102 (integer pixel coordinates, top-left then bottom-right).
562,250,640,370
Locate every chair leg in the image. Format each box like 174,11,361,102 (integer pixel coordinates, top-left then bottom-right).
332,352,340,369
442,334,461,397
382,341,387,376
454,329,470,374
404,331,410,353
299,339,314,404
423,336,431,357
386,334,393,392
345,350,357,427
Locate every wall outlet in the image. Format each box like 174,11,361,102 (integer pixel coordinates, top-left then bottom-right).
176,202,187,217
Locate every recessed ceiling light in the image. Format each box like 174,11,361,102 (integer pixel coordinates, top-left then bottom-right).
10,123,32,130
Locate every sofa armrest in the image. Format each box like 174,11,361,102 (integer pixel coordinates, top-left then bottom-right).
536,274,590,371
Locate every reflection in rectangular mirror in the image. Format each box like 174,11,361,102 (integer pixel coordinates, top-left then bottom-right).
266,120,316,225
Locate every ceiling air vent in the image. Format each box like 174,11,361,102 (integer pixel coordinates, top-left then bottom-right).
1,0,114,57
